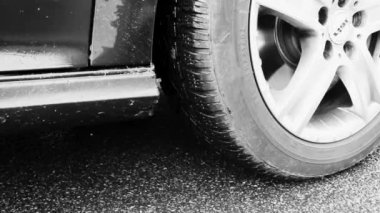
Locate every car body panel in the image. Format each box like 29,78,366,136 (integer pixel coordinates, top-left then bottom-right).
0,0,93,72
0,0,158,72
0,67,159,133
0,0,160,132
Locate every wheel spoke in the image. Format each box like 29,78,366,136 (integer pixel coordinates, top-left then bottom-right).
255,0,324,33
353,41,380,100
355,1,380,36
358,40,380,100
354,0,380,11
276,36,338,133
339,62,372,121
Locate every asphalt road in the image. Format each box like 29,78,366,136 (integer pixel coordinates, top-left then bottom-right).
0,99,379,213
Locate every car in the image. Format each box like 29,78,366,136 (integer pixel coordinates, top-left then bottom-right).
2,0,380,179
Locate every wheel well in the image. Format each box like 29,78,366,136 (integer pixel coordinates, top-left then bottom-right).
152,0,177,95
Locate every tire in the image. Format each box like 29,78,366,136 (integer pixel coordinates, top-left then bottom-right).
155,0,380,178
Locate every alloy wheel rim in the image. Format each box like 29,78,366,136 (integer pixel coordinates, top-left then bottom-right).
249,0,380,143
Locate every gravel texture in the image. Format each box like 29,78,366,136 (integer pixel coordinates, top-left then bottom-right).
0,100,379,213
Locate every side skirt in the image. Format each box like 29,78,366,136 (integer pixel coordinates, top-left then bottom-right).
0,66,160,133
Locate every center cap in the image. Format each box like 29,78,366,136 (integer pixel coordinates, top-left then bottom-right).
328,11,352,44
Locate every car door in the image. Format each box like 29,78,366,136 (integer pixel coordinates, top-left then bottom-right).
0,0,93,72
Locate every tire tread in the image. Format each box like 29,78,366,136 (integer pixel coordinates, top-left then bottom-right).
159,0,311,179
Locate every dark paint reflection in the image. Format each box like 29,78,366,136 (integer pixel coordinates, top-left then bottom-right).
91,0,157,67
0,0,93,70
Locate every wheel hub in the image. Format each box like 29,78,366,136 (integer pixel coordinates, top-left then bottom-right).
251,0,380,143
328,11,352,45
274,19,301,68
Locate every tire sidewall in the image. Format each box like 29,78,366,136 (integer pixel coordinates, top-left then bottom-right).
209,0,380,176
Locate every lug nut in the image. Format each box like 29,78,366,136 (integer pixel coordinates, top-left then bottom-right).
324,41,333,59
353,12,363,27
319,7,329,25
338,0,347,7
344,41,354,58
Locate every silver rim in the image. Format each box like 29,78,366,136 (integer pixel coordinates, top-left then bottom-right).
249,0,380,143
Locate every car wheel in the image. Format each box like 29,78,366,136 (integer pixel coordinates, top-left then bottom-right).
157,0,380,178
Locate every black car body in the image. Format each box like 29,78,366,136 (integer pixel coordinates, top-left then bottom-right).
0,0,159,132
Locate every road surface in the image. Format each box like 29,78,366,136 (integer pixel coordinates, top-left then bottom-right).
0,99,379,212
